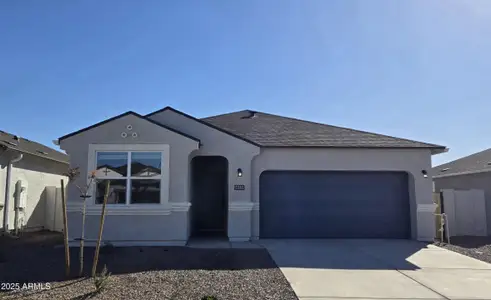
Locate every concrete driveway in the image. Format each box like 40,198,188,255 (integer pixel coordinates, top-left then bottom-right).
259,239,491,300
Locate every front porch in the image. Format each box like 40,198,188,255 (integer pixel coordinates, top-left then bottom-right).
189,154,257,242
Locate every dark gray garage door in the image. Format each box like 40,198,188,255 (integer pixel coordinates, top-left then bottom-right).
260,171,410,239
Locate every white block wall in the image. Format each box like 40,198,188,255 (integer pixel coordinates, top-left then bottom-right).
0,154,67,231
442,189,487,236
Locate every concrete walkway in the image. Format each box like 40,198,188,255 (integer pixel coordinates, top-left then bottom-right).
186,238,263,249
259,239,491,300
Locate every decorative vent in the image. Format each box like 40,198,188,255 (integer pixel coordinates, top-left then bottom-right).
36,150,48,155
440,168,450,172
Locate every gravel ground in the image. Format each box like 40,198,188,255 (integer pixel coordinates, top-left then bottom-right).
0,232,298,300
434,236,491,264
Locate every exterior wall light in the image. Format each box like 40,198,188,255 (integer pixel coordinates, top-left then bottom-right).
237,168,243,177
422,170,428,178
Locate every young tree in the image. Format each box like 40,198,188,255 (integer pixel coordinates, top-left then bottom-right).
65,167,96,277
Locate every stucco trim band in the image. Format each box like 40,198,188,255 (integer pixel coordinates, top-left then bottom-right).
171,202,191,212
229,202,254,211
67,204,172,215
66,202,190,215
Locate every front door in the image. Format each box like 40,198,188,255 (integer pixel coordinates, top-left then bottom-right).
191,156,228,237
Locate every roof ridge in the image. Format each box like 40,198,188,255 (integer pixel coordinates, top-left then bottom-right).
433,147,491,169
252,110,445,149
201,109,252,120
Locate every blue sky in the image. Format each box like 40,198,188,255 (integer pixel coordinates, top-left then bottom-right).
1,1,490,166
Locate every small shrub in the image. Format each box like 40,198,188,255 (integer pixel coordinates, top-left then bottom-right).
201,296,218,300
93,265,111,293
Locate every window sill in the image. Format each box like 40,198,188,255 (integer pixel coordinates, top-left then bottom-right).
67,203,170,215
66,202,191,215
90,205,172,216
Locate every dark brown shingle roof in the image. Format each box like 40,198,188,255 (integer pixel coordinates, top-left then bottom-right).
0,130,68,164
202,110,446,150
432,148,491,177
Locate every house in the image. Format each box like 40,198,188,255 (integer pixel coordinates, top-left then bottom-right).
57,107,446,245
433,148,491,236
1,130,68,233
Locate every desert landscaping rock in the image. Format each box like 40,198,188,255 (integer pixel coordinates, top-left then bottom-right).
435,236,491,264
0,233,298,300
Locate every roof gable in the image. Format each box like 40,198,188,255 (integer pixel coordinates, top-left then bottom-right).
433,148,491,177
58,111,200,143
145,107,261,147
202,110,446,151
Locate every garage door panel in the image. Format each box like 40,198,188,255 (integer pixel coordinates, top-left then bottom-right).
259,171,410,238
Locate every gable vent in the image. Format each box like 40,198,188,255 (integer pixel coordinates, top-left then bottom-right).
440,168,450,172
36,150,48,155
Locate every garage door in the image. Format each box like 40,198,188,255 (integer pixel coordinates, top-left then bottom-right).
259,171,410,238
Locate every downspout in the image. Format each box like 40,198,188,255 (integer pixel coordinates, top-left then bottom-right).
2,152,23,233
0,146,6,215
13,181,24,235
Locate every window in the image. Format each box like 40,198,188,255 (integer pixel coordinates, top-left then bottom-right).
93,149,166,205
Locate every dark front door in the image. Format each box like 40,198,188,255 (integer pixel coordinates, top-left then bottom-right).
260,171,411,239
191,156,228,237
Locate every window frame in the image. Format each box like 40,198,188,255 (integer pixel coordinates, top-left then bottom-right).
88,144,170,206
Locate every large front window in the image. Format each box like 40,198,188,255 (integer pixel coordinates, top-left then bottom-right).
94,151,163,204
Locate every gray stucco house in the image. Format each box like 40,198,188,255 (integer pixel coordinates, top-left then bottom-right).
433,148,491,235
57,107,446,245
1,130,68,233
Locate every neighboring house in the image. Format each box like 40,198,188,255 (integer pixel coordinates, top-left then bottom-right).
433,148,491,235
57,107,446,246
0,130,68,233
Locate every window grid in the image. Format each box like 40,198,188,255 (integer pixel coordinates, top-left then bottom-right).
95,151,163,205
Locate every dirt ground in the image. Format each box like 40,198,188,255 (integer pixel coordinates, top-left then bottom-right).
0,231,297,300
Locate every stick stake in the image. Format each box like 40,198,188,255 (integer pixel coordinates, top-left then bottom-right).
79,198,86,277
60,179,70,277
92,180,110,277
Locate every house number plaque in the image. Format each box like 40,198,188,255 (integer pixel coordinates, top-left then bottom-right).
234,185,245,191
